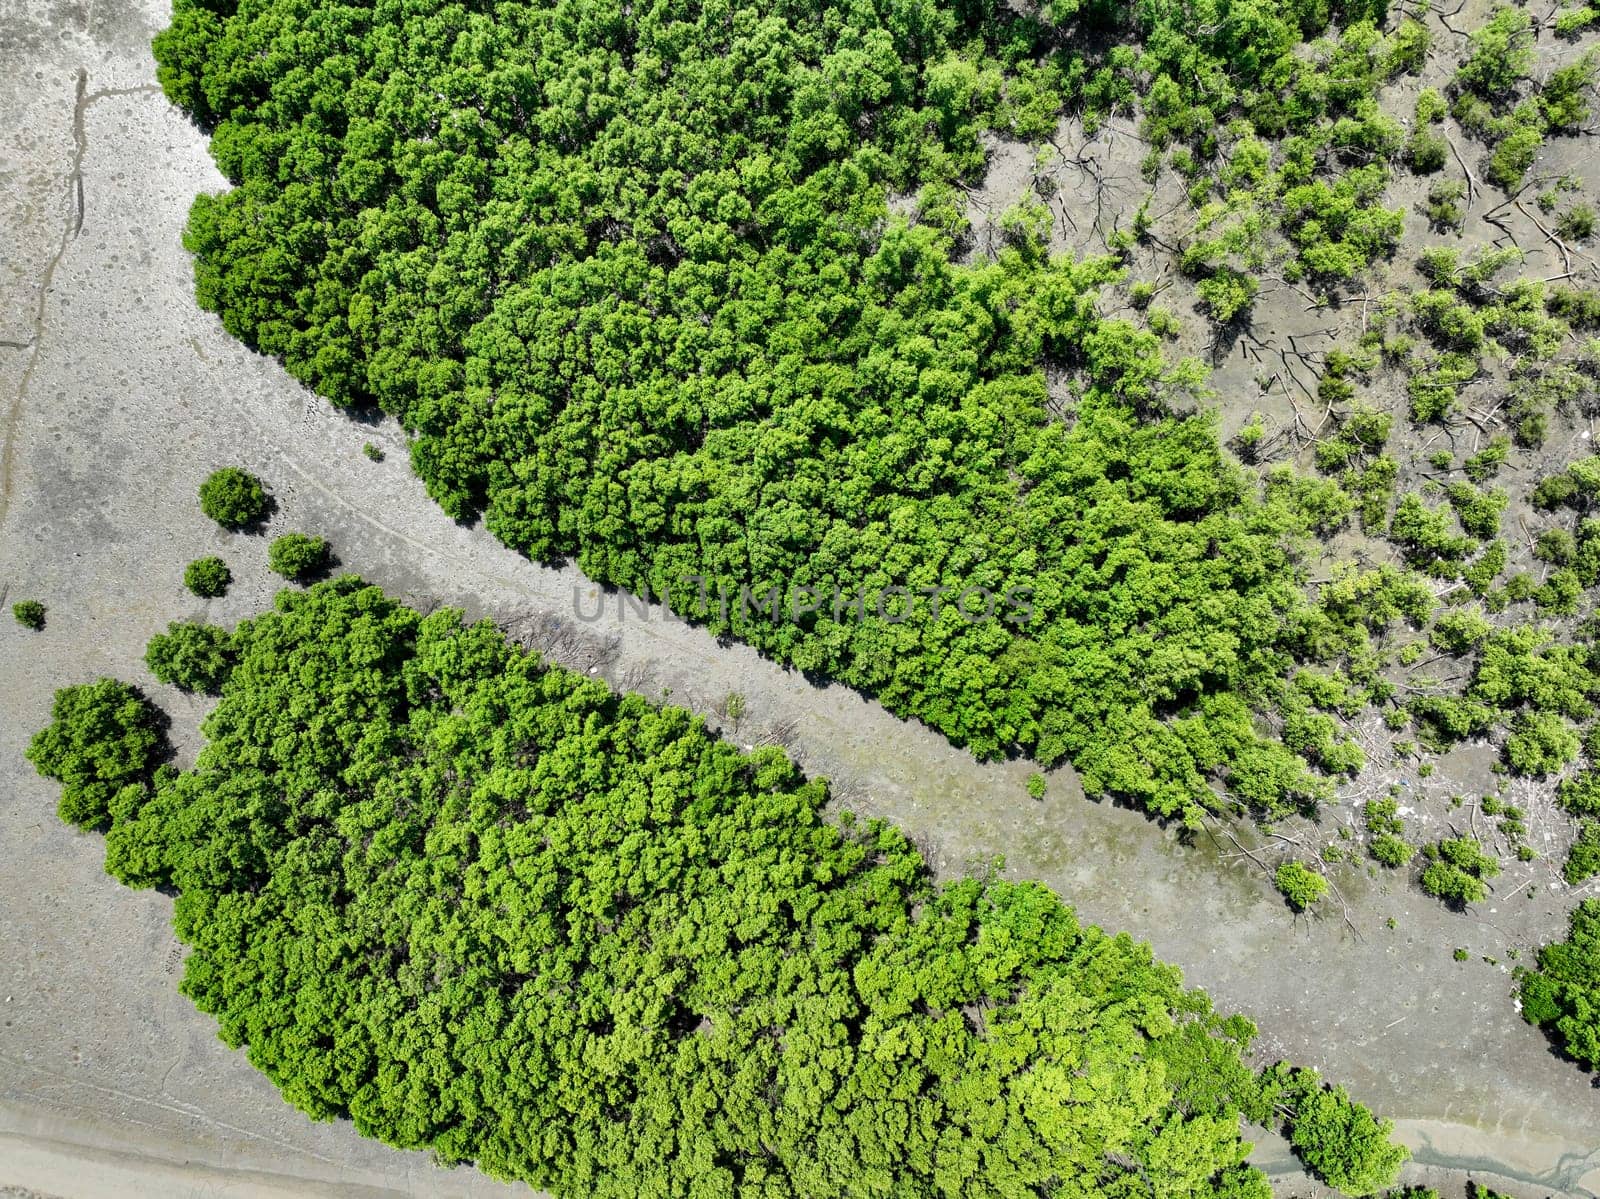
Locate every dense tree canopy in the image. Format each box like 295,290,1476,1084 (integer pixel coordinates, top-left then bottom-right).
34,578,1407,1197
150,0,1430,825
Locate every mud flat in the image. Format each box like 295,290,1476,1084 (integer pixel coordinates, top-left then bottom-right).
0,0,1596,1195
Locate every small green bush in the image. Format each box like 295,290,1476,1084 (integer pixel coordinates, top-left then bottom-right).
1404,128,1447,173
12,599,46,630
1276,861,1329,911
144,622,236,694
1564,820,1600,885
198,467,270,529
268,533,333,582
184,556,232,598
1026,771,1047,800
1519,898,1600,1070
1370,834,1415,868
362,441,385,462
1421,835,1500,906
1559,204,1596,243
25,679,167,831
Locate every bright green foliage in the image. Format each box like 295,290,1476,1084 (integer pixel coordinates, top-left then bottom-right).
1025,770,1047,800
1463,436,1510,483
25,679,168,832
145,622,236,695
184,556,232,598
1453,7,1596,189
1409,620,1600,772
149,0,1444,826
1369,834,1414,868
1420,835,1500,907
1505,709,1583,775
198,467,269,529
1561,768,1600,816
1363,799,1414,867
1275,860,1329,911
1455,6,1535,96
1519,897,1600,1071
1390,494,1475,572
30,578,1408,1197
267,533,331,582
1446,483,1507,540
1564,819,1600,884
12,599,46,630
1430,608,1492,655
1261,1064,1409,1196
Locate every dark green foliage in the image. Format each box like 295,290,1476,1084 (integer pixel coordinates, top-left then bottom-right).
1558,203,1597,243
362,441,384,462
1421,179,1466,231
25,679,168,832
12,599,46,630
31,578,1408,1197
184,556,232,598
198,467,269,530
1276,860,1329,910
1535,529,1578,566
144,622,236,694
267,533,332,582
1420,835,1500,907
1519,897,1600,1071
150,0,1441,827
1404,128,1447,174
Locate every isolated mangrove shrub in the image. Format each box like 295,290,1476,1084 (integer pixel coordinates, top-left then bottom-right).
12,599,46,630
1519,898,1600,1071
25,679,167,832
184,556,231,598
267,533,331,582
198,467,269,529
28,578,1409,1198
1420,835,1500,906
1276,860,1329,910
